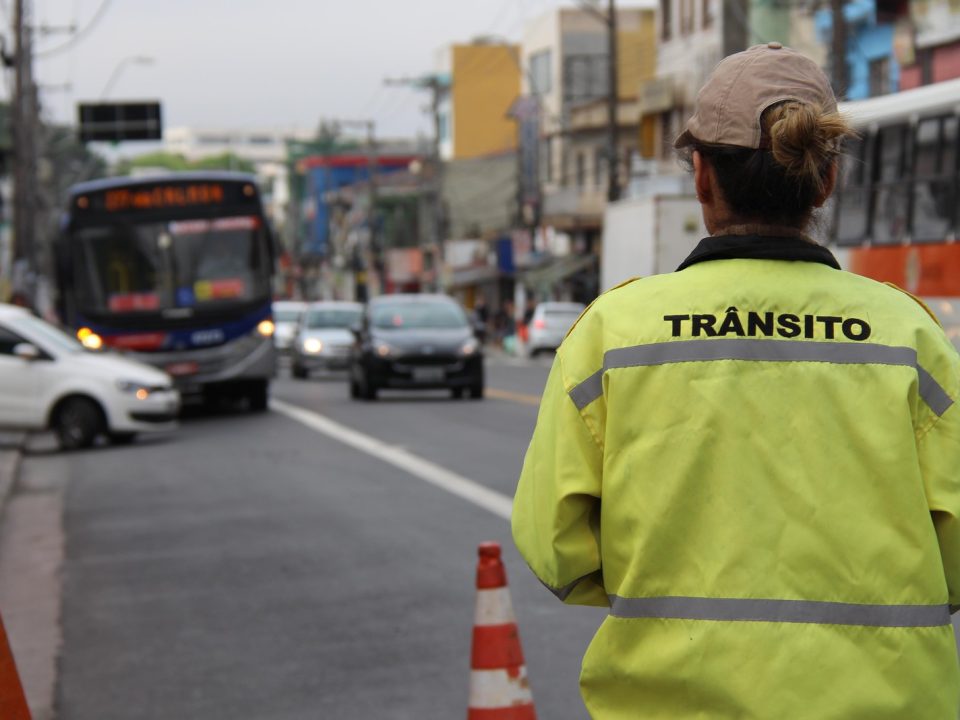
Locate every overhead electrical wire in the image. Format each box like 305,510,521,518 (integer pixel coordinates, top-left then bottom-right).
36,0,111,58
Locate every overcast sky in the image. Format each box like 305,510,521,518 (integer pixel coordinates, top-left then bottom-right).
26,0,653,146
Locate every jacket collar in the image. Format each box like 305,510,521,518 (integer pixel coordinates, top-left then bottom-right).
677,234,841,272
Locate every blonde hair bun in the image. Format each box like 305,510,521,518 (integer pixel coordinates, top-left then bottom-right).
764,102,854,195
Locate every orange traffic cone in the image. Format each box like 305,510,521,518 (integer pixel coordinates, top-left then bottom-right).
0,610,32,720
467,542,536,720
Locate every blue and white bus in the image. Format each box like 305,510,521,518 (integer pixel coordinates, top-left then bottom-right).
56,172,276,410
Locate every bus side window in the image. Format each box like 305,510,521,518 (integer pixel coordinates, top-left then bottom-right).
871,123,910,244
913,116,956,242
836,136,869,244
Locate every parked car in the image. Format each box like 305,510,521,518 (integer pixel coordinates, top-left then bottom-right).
349,294,484,400
292,301,364,378
528,301,587,356
0,304,180,450
272,300,308,353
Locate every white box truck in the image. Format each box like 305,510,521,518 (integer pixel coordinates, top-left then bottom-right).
600,195,706,292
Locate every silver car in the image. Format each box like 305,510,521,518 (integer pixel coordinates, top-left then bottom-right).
528,301,586,356
292,301,364,378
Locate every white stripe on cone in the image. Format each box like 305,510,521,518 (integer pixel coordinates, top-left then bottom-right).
468,668,534,709
474,588,516,626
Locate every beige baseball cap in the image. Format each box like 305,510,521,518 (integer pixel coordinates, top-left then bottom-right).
674,42,837,150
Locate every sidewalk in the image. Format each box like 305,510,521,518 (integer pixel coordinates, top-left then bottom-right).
0,431,61,720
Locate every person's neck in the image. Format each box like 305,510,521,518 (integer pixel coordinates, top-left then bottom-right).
710,222,816,244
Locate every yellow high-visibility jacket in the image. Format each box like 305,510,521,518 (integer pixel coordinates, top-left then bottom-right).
512,236,960,719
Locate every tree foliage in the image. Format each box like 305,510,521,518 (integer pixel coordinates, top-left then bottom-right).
113,151,255,175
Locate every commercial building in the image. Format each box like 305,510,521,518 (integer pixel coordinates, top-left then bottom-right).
437,40,522,161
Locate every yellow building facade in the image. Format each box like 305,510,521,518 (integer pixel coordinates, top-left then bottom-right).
447,44,521,160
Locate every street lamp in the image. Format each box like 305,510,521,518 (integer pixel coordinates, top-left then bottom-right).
100,55,154,99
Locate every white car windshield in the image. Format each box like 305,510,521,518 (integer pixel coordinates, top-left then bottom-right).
14,315,84,355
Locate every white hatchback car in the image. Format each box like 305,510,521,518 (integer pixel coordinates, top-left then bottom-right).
0,304,180,449
528,301,586,356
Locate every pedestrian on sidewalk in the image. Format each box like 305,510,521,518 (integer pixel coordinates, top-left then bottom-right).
512,43,960,718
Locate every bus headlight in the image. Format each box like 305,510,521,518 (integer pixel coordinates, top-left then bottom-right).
257,319,275,337
77,327,103,350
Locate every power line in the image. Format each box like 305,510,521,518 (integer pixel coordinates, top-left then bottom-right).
35,0,110,58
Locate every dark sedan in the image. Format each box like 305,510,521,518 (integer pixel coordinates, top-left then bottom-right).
349,294,484,400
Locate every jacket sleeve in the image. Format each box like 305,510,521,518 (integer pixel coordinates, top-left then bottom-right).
918,398,960,612
511,354,607,606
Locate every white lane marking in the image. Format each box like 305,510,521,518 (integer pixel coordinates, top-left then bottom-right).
271,399,514,520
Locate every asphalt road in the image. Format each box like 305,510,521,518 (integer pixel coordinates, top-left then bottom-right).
30,353,605,719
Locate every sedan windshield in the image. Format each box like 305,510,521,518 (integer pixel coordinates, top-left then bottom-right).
304,308,362,329
371,302,467,329
73,216,271,314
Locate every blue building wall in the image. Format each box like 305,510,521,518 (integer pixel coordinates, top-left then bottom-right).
304,163,407,257
815,0,899,100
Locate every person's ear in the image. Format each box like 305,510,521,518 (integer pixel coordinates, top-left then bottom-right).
693,150,712,205
814,161,839,208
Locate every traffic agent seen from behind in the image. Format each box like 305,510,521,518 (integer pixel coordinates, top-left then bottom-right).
349,294,484,400
0,303,179,449
55,173,276,410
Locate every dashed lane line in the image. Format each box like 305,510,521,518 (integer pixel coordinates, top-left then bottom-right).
270,399,514,520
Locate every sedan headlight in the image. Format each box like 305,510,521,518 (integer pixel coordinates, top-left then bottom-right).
302,338,323,354
459,338,480,356
116,380,153,400
375,342,396,358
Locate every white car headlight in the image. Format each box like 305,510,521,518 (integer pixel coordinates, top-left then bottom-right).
116,380,153,400
459,338,479,356
303,338,323,354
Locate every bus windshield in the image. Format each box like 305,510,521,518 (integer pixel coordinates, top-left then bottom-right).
73,216,271,314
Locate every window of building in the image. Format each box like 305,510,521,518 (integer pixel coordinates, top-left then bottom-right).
595,146,605,188
439,112,450,142
576,152,586,188
868,56,892,96
661,0,672,40
681,0,695,35
702,0,715,28
543,137,553,184
530,50,553,96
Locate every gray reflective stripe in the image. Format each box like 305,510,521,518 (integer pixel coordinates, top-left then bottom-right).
568,370,603,410
541,571,601,602
918,365,954,417
568,339,954,417
609,595,951,627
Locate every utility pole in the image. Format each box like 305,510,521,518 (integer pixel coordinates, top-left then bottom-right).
579,0,621,202
12,0,39,303
831,0,847,99
384,74,447,291
605,0,620,202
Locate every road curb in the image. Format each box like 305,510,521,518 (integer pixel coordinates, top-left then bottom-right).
0,434,27,514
